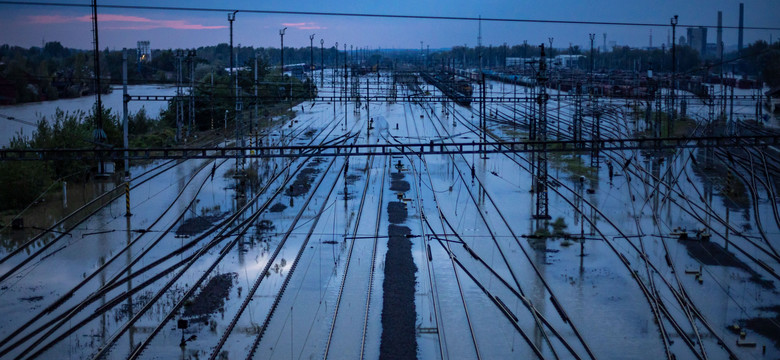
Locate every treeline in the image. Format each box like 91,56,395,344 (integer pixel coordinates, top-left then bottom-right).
0,106,162,211
0,42,111,104
0,47,315,212
430,43,704,72
0,41,335,105
156,63,315,134
428,40,780,86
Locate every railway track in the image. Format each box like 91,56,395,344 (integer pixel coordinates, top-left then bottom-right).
1,100,349,359
436,80,736,358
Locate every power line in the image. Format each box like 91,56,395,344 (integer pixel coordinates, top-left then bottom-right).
1,1,779,31
1,135,777,161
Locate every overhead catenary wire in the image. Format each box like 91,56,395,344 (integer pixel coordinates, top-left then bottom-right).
1,1,779,31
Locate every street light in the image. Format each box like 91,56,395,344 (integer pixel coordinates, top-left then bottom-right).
589,33,596,93
320,38,325,88
309,33,315,97
279,27,287,77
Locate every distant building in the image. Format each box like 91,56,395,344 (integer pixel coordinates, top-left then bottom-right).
137,41,151,63
687,27,708,55
506,57,537,67
554,55,585,68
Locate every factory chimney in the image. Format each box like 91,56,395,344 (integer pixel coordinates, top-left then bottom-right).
738,3,744,53
649,29,653,48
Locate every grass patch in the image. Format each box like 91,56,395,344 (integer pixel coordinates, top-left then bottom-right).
549,152,597,181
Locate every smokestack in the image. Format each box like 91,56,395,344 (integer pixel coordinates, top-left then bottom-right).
603,33,607,52
738,3,744,53
649,29,653,48
717,11,723,58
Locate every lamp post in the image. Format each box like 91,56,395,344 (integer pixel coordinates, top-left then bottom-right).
310,34,315,72
227,11,239,170
309,33,315,97
320,39,325,88
253,51,258,141
589,33,595,94
228,11,237,116
279,27,287,76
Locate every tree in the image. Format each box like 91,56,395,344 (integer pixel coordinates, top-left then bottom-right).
759,48,780,87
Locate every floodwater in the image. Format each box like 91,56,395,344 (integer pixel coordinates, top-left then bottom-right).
0,84,176,147
0,70,778,360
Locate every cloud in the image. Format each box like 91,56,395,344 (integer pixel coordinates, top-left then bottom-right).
282,22,327,30
28,15,73,24
27,13,225,30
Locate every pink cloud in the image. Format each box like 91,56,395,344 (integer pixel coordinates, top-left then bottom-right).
28,15,73,24
282,22,326,30
26,13,225,30
74,14,153,23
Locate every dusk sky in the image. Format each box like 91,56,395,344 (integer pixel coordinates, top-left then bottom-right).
1,0,778,51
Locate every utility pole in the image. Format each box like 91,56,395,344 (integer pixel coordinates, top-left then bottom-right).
523,40,528,62
122,48,131,216
280,27,287,76
175,49,183,142
420,41,424,69
228,11,237,120
210,71,214,130
334,42,338,128
187,49,196,139
503,42,507,70
91,0,106,174
477,15,487,158
588,33,599,168
235,49,243,171
320,39,325,88
227,10,238,158
534,43,550,220
589,33,595,89
253,52,258,146
670,15,678,137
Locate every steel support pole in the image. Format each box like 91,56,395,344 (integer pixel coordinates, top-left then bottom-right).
670,15,678,136
122,48,131,216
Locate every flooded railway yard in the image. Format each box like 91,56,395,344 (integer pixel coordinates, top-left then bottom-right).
1,70,779,360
